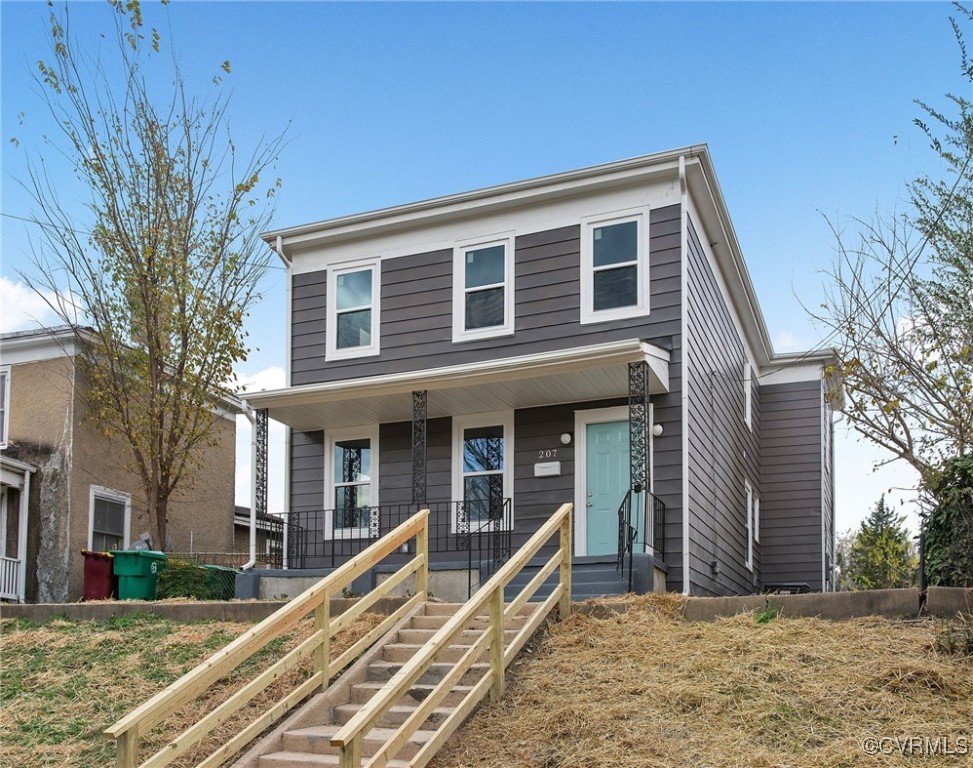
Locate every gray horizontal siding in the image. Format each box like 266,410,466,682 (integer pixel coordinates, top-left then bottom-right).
759,378,825,590
291,206,682,385
685,214,760,597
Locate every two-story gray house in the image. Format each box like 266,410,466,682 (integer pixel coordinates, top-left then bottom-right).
245,146,837,597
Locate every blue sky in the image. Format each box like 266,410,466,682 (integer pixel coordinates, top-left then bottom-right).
1,1,963,534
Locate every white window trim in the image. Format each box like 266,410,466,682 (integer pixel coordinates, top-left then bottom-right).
88,485,132,551
326,259,381,360
745,480,754,572
452,233,515,343
743,362,753,430
451,411,514,534
324,424,379,540
580,208,649,325
0,366,10,449
754,495,760,544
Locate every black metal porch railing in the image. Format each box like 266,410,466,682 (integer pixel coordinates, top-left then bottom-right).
616,491,666,591
285,500,513,588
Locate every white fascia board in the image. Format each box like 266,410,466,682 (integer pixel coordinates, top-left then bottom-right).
262,148,698,251
244,338,670,410
759,352,834,386
0,327,83,366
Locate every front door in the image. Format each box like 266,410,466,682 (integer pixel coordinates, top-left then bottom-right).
584,420,630,555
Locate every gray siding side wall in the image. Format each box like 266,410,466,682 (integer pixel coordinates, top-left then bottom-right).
760,379,826,591
287,206,686,590
822,397,835,590
290,207,682,384
685,215,761,597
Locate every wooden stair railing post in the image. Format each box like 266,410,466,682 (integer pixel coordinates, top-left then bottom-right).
116,727,137,768
314,588,330,693
489,586,505,702
416,519,429,599
339,734,361,768
559,507,572,619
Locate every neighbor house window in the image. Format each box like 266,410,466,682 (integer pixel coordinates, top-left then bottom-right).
0,367,9,448
452,235,514,342
326,261,380,360
745,480,755,571
451,412,513,532
580,210,648,324
89,486,130,552
325,426,378,538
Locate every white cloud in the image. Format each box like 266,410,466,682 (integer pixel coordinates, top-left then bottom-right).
0,277,59,333
237,365,286,394
773,329,814,353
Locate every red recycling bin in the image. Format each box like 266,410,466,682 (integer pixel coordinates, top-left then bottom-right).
81,549,117,600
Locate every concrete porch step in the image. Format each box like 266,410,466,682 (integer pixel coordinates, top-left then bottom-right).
348,680,477,706
257,751,410,768
366,659,491,685
280,725,436,759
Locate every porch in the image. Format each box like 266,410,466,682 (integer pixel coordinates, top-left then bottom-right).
243,338,672,595
0,456,34,603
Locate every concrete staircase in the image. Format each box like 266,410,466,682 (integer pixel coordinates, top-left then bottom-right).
238,601,535,768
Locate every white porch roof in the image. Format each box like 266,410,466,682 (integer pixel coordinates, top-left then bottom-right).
244,339,670,431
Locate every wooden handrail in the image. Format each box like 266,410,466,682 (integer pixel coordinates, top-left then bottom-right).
105,509,431,768
331,502,573,767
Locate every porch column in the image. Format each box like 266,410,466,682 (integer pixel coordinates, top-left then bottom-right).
254,408,269,518
628,362,649,494
412,391,427,505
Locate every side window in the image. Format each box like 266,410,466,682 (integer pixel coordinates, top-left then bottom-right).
743,363,753,430
89,487,130,552
452,235,514,342
451,412,513,532
0,366,9,448
745,480,755,571
326,261,380,360
580,211,648,324
325,427,378,539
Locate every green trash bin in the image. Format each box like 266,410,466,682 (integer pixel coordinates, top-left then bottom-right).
201,564,238,600
111,550,169,600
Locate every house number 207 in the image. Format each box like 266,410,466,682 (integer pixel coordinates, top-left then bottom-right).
537,449,558,459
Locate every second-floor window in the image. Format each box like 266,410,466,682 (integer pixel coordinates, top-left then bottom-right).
327,260,381,360
452,235,514,342
580,210,648,324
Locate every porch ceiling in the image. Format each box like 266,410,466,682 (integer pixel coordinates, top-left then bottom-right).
245,339,670,431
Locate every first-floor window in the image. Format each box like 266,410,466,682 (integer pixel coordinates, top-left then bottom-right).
89,487,130,552
326,427,378,538
452,412,513,531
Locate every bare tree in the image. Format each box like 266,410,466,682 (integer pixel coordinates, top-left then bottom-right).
814,6,973,488
17,0,285,550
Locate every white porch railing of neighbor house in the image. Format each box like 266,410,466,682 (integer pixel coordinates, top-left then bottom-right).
0,555,21,601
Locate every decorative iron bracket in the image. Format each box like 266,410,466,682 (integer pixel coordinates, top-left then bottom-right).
255,408,269,519
412,390,427,505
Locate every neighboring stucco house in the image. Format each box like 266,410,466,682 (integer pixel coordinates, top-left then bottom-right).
0,326,238,602
245,147,837,596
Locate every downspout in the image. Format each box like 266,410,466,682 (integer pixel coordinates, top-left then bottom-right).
679,154,692,595
239,400,258,571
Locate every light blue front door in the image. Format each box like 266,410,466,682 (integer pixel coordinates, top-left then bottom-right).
585,421,630,555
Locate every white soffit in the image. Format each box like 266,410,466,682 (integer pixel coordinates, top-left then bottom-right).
245,339,670,431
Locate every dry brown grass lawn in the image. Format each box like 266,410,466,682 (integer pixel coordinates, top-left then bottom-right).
0,609,384,768
431,595,973,768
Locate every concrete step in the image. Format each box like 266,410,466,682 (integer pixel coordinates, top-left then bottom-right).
257,750,410,768
349,680,476,707
332,702,452,729
407,613,528,631
280,725,436,759
395,626,518,645
367,660,490,686
381,642,490,664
